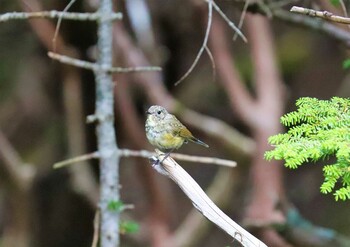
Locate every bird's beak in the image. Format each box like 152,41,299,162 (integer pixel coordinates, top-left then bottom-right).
146,110,151,115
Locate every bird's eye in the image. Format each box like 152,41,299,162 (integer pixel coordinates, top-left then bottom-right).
157,111,161,115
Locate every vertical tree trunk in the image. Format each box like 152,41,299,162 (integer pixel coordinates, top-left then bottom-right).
95,0,120,246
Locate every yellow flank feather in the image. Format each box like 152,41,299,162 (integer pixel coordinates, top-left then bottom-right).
160,133,184,149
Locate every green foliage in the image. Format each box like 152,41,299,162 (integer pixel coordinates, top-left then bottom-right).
342,59,350,69
265,97,350,201
107,200,124,212
120,221,139,234
330,0,341,7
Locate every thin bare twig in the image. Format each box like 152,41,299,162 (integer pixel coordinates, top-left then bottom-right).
48,52,162,73
174,0,213,86
211,1,247,42
151,151,267,247
233,0,250,41
290,6,350,24
121,149,237,167
272,8,350,46
53,152,100,169
0,11,122,22
204,45,216,82
339,0,348,18
91,210,100,247
53,149,237,169
53,0,77,51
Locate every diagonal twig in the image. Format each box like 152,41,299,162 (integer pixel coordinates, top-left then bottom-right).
290,6,350,24
151,151,267,247
212,1,247,42
174,0,213,86
0,130,35,190
205,45,216,82
233,0,250,41
53,0,77,51
48,52,162,73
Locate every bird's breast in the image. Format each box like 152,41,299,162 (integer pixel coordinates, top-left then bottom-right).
145,119,184,150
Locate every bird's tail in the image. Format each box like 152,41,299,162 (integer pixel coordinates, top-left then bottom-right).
189,137,209,148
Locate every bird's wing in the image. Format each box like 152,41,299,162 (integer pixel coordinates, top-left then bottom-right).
167,116,209,148
178,126,193,138
166,116,189,137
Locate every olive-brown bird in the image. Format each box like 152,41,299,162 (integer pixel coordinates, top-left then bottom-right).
145,105,209,159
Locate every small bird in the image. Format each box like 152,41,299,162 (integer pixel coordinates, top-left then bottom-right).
145,105,209,160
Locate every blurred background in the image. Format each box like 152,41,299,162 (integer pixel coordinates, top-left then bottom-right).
0,0,350,246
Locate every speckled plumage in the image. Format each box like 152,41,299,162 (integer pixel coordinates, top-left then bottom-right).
145,105,209,152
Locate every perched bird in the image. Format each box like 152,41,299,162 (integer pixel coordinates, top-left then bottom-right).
145,105,209,160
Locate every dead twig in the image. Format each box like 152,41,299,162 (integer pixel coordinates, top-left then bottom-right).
211,1,247,42
48,52,161,73
204,45,216,82
272,8,350,47
233,0,250,41
53,0,77,51
173,167,239,247
53,152,100,169
174,0,213,86
151,151,267,247
290,6,350,24
91,210,100,247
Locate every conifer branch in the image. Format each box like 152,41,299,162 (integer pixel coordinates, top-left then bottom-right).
266,97,350,201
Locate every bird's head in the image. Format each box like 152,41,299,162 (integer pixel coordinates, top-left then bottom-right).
146,105,168,121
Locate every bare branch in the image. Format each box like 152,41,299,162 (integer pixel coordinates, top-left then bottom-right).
272,8,350,46
174,0,213,86
53,152,100,169
91,210,100,247
339,0,348,19
211,1,247,42
174,0,248,86
0,11,122,22
204,45,216,82
151,151,267,247
53,0,77,51
290,6,350,24
233,0,250,41
0,130,35,190
173,167,239,246
120,149,237,167
53,149,237,169
48,52,161,73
